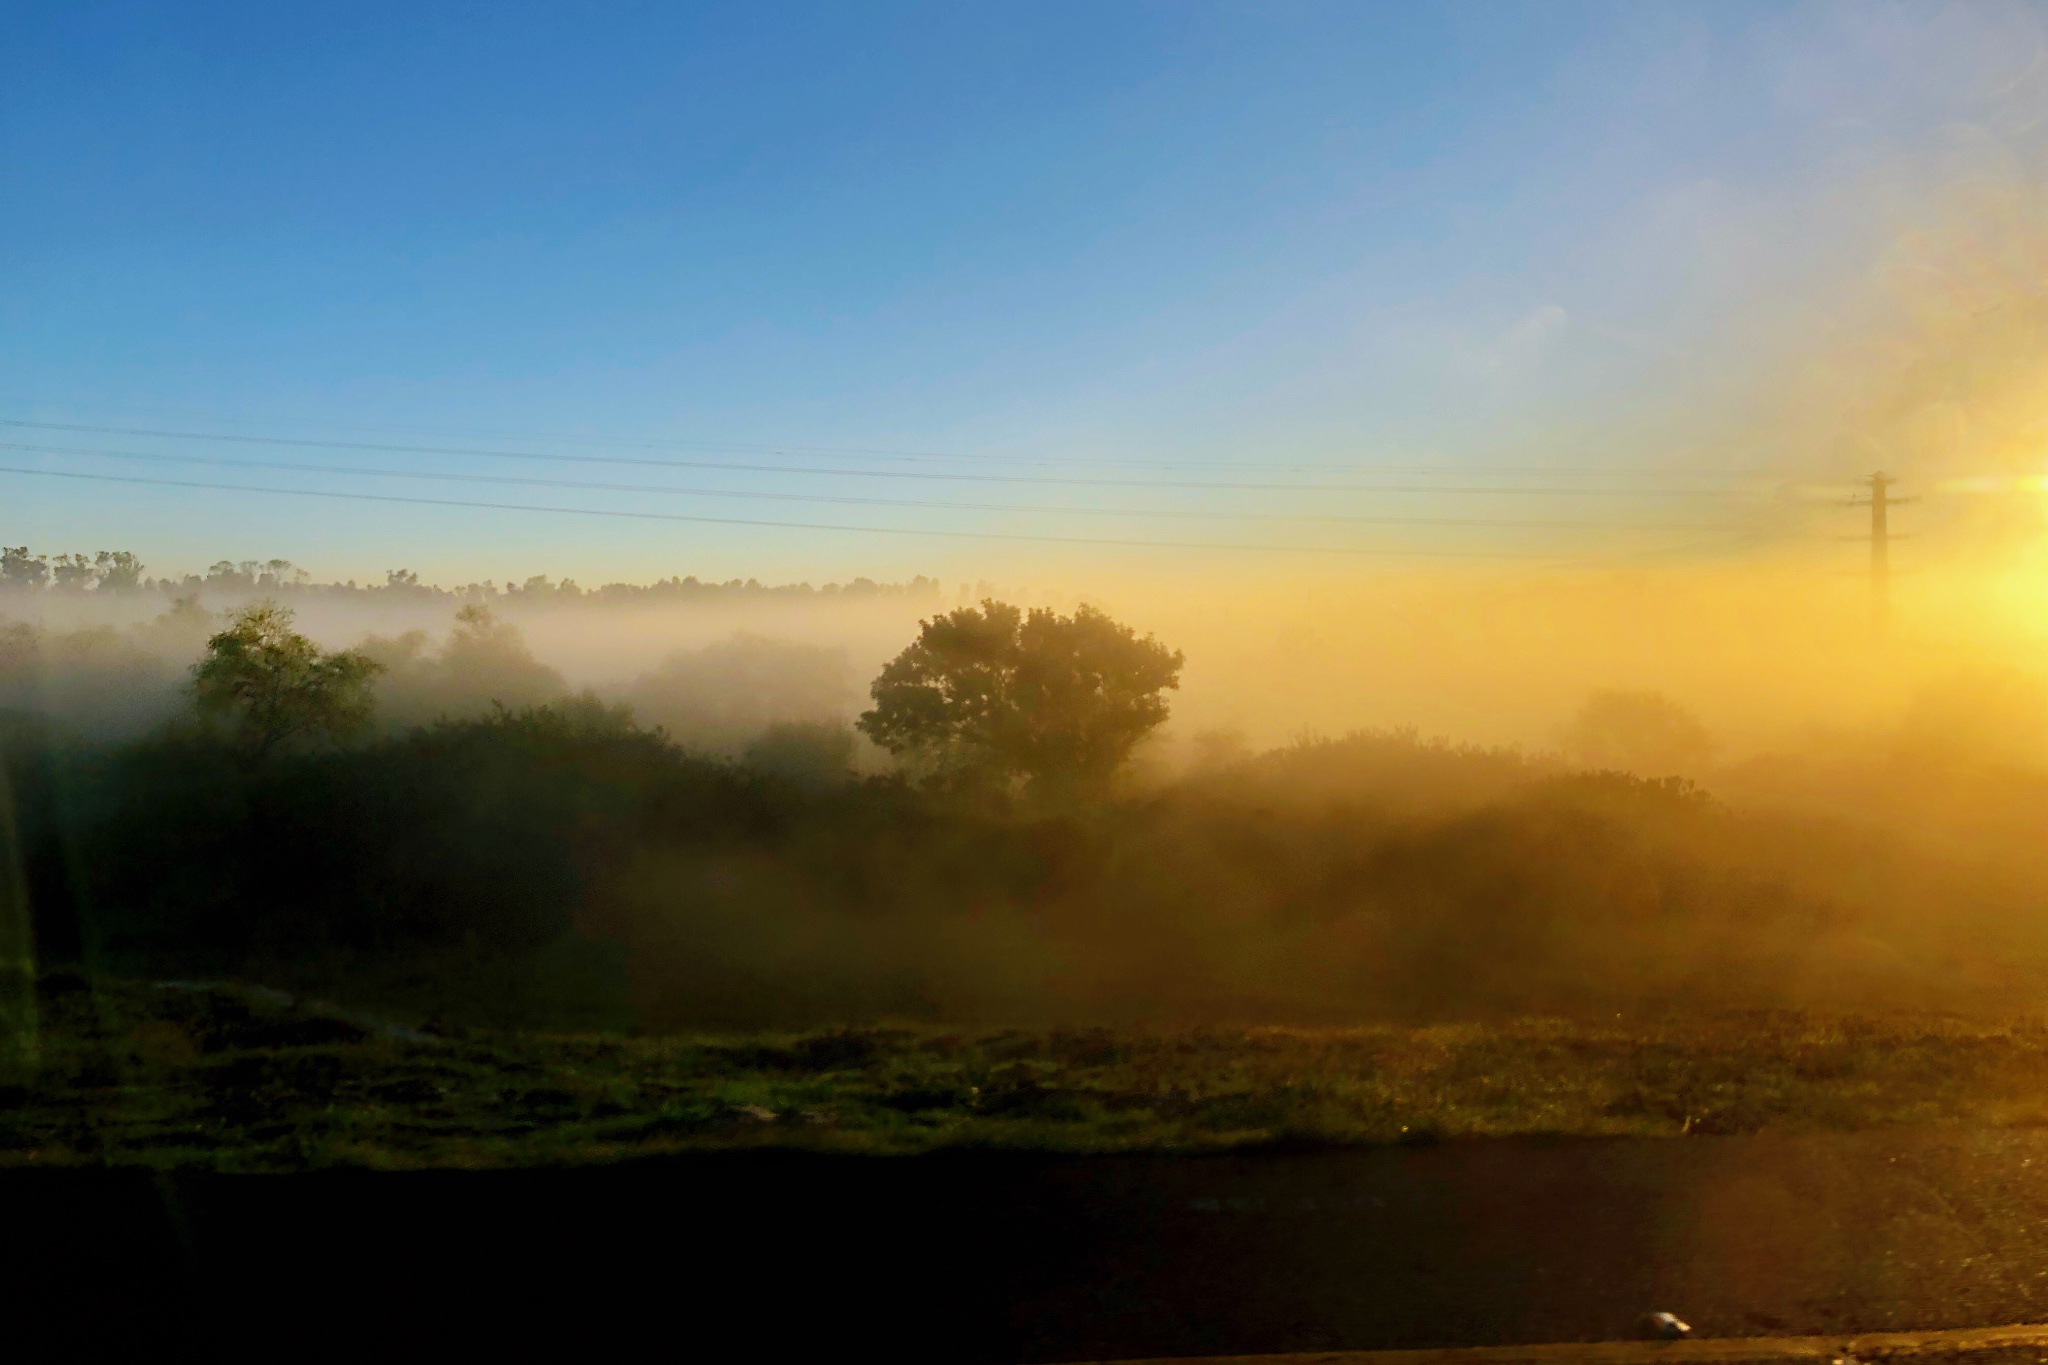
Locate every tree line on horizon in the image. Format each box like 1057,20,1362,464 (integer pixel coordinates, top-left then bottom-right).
0,544,943,604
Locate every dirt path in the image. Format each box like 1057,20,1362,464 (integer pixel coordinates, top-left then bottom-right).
9,1128,2048,1358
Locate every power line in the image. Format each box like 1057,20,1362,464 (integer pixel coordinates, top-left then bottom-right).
0,419,1768,496
0,464,1655,559
0,441,1739,534
24,407,1772,477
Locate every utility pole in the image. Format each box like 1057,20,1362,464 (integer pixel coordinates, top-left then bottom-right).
1846,472,1913,635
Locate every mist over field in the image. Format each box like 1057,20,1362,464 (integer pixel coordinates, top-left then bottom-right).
36,10,2048,1357
6,532,2048,1031
11,1,2048,1040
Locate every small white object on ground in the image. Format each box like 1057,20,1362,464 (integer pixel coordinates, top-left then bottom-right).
1640,1311,1692,1340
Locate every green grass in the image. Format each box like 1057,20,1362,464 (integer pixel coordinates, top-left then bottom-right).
7,976,2048,1171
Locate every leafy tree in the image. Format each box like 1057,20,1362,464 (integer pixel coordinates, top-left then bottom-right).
440,605,561,700
191,603,382,756
23,550,144,594
362,605,565,727
94,551,144,593
50,554,97,592
0,548,48,591
859,599,1183,798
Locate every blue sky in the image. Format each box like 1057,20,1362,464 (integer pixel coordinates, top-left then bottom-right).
2,1,2038,585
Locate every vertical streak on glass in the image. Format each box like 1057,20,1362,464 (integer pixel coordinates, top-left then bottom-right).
0,757,37,1078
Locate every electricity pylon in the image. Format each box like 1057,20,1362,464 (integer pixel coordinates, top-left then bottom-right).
1846,472,1914,636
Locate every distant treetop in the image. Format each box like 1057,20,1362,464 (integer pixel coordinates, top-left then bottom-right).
3,548,145,594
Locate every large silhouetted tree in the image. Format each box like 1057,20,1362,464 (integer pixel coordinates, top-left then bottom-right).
191,603,383,756
859,600,1183,799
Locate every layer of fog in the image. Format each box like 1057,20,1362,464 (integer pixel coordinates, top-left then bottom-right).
15,56,2048,1022
6,550,2046,792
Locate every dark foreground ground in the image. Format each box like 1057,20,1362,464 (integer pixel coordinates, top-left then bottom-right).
10,1126,2048,1359
16,978,2048,1166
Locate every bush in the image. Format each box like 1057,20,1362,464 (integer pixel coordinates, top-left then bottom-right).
23,700,791,970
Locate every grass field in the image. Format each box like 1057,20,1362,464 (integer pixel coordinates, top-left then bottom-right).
8,976,2048,1171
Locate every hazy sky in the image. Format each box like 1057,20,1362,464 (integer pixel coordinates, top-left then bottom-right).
5,1,2044,585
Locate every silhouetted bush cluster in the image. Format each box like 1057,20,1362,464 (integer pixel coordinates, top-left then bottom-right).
7,705,2044,1028
13,701,759,967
